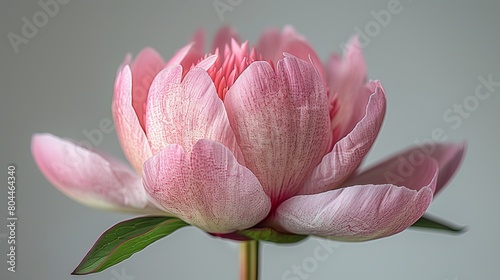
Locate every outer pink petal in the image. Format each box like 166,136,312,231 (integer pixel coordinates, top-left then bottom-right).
430,142,466,193
328,37,368,139
142,140,271,233
224,56,331,203
130,48,165,130
145,65,242,161
31,133,155,213
112,64,152,174
211,26,240,53
299,81,386,195
346,142,466,195
276,157,438,241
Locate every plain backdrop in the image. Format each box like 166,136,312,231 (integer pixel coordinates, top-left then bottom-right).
1,1,499,279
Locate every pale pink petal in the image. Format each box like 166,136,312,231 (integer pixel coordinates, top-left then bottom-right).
195,54,218,71
165,42,205,78
143,140,271,233
278,28,326,82
281,25,306,42
112,64,152,174
31,133,155,213
299,81,386,195
130,48,165,130
328,36,368,139
117,53,131,74
224,56,331,203
145,65,242,160
211,26,240,53
346,142,466,195
276,157,438,241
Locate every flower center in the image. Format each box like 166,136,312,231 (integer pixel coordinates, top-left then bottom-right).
202,39,264,99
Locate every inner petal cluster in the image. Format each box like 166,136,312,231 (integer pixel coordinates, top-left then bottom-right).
203,39,265,99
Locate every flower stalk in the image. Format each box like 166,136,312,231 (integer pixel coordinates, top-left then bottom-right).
240,240,259,280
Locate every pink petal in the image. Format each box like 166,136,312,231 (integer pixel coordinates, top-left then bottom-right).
276,157,438,241
346,142,466,195
145,65,242,161
112,64,152,174
164,29,205,70
211,26,240,53
430,142,466,193
165,42,205,78
190,29,205,54
257,26,325,83
328,36,368,139
142,139,271,233
256,27,282,61
224,56,331,203
130,48,165,131
31,133,155,213
278,27,326,83
195,54,218,71
299,81,386,195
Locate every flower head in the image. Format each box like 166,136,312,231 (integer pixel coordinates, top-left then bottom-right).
32,26,465,241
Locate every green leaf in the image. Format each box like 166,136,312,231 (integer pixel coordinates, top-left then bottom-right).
72,216,189,275
239,227,308,244
410,214,465,233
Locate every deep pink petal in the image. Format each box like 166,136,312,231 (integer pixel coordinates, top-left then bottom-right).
130,48,165,130
430,142,466,193
299,81,386,195
276,157,438,241
31,133,155,213
146,65,242,160
190,29,205,54
328,36,368,139
224,56,331,203
211,26,240,53
346,142,466,195
112,64,152,174
143,140,270,233
256,27,282,61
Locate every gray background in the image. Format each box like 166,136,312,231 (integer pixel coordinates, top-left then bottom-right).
1,1,499,279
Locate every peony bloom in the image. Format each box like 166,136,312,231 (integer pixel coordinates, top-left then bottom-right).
32,26,465,241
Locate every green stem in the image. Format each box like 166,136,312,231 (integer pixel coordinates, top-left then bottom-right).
240,240,259,280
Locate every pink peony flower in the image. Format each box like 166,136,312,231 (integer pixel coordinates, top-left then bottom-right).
32,26,465,241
